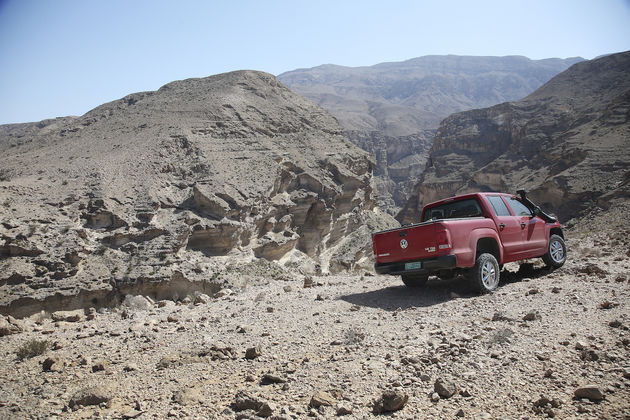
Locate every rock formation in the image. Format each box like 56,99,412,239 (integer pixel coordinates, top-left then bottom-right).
0,70,396,317
279,55,583,214
399,51,630,224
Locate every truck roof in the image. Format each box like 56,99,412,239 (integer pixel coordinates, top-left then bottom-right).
423,192,512,209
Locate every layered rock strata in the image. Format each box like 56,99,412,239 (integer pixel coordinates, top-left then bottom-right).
399,52,630,224
0,71,396,317
279,55,583,214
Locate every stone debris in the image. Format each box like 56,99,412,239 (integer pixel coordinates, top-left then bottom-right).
336,403,353,416
122,295,153,311
260,372,287,384
172,385,204,405
232,390,273,417
1,231,630,418
91,360,108,372
373,390,408,413
522,311,541,321
122,409,143,419
491,311,512,322
257,402,275,418
157,345,235,368
193,293,211,304
599,300,619,309
51,310,85,323
85,307,97,320
309,391,337,408
434,377,458,398
42,356,64,372
574,385,605,401
68,385,112,408
533,395,562,417
215,289,233,298
245,346,262,360
0,316,23,336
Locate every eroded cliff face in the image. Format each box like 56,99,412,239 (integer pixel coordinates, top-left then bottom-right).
0,71,397,317
279,55,584,215
399,52,630,225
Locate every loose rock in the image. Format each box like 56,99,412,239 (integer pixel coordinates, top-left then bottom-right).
373,390,408,414
42,356,64,372
574,385,605,401
0,316,23,336
434,377,457,398
172,385,204,405
69,385,112,408
232,391,261,411
51,310,84,323
523,311,540,321
245,346,262,360
309,391,336,408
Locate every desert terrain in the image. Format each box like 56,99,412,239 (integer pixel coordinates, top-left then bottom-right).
1,228,629,419
1,51,629,419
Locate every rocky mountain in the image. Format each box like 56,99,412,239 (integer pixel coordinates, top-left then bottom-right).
279,55,584,214
399,51,630,225
0,70,396,318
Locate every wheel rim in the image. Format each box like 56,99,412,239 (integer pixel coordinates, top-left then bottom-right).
481,260,498,289
550,240,564,263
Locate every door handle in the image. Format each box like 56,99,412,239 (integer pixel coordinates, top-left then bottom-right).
499,223,505,229
521,222,526,228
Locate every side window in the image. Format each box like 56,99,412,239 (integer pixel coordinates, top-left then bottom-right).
507,197,532,217
487,196,511,216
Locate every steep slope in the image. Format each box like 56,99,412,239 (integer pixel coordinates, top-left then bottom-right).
279,55,583,214
399,51,630,225
0,70,396,317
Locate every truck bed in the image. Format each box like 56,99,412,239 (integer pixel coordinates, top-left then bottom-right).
373,216,493,267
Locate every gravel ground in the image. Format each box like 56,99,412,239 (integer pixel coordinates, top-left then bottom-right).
1,233,629,419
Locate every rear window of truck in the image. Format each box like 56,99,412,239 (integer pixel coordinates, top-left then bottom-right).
423,198,483,221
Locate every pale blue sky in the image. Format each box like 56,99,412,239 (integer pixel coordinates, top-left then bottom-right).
1,0,629,125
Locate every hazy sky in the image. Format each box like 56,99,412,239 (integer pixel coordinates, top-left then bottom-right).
1,0,629,125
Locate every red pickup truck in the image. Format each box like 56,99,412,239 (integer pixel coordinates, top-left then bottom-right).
372,191,566,293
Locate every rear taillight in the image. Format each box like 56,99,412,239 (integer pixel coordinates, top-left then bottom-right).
436,230,451,251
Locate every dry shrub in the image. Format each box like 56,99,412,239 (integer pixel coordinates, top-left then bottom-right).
16,339,49,360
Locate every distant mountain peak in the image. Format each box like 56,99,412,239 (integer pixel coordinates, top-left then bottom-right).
279,54,584,215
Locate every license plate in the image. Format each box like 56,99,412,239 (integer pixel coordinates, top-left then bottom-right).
405,262,422,270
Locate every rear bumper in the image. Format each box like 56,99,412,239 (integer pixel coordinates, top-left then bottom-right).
374,255,457,276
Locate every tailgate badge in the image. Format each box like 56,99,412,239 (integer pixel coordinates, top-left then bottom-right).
400,239,408,249
425,246,436,253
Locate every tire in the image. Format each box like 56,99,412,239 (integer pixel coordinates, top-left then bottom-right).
468,253,500,293
542,234,566,268
401,274,428,288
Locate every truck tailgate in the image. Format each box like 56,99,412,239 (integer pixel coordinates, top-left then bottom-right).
372,222,438,264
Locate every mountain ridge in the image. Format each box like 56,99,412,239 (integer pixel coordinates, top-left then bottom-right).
279,54,584,214
398,51,630,225
0,70,396,318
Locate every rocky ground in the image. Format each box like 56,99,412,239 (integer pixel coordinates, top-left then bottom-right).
1,229,629,419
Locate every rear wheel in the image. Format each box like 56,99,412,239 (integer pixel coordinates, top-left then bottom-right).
401,274,428,288
469,253,500,293
542,234,566,268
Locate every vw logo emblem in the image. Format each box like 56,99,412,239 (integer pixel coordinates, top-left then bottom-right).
400,239,408,249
